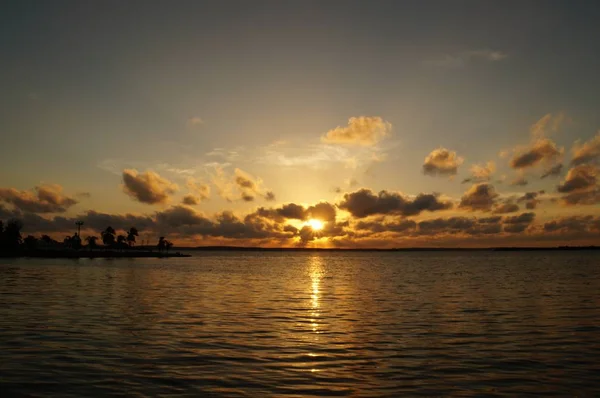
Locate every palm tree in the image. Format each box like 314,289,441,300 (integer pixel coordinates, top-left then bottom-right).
101,226,116,247
166,240,173,253
157,236,166,252
85,236,98,251
63,236,72,248
126,227,138,247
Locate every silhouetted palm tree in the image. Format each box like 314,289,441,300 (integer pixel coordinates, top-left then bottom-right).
126,227,138,247
63,236,72,248
157,236,166,252
85,236,98,251
166,240,173,253
101,226,116,247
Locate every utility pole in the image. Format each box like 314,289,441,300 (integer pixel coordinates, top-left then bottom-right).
75,221,84,236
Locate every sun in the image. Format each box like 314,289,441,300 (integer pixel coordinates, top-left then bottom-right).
307,219,324,231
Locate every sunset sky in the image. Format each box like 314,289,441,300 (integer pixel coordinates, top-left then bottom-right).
1,1,600,247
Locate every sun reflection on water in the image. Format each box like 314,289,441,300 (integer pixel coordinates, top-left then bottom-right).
309,255,324,335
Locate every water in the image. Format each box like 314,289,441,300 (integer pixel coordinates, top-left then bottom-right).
1,251,599,396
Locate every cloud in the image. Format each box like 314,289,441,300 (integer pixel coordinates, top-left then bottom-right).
462,161,495,184
571,132,600,166
541,163,563,179
122,169,178,205
503,212,536,233
529,113,564,139
492,200,520,214
557,165,597,193
264,191,276,201
182,195,200,206
208,166,274,203
306,202,337,222
517,191,544,210
557,165,600,205
423,148,464,177
510,176,528,186
417,216,502,236
544,215,600,234
186,177,210,201
321,116,391,146
427,49,507,68
0,184,78,213
338,188,452,218
355,219,417,234
509,138,563,169
234,168,275,202
508,114,565,171
458,183,498,212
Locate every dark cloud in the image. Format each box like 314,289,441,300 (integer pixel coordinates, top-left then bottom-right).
232,168,274,202
458,184,498,212
517,191,544,210
422,148,464,177
557,165,597,193
355,219,417,233
544,215,600,233
417,216,502,236
0,184,78,213
182,195,200,205
306,202,336,222
509,138,562,170
561,189,600,206
492,201,520,214
571,132,600,166
264,191,276,201
541,163,563,179
277,203,307,220
503,212,535,233
338,189,452,218
122,169,178,204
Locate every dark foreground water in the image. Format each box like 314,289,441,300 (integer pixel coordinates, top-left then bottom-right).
1,251,600,396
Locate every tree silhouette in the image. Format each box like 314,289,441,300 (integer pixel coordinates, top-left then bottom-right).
4,220,23,251
24,235,38,250
116,235,126,245
0,220,4,250
101,226,116,247
41,235,54,245
166,240,173,253
126,227,138,247
157,236,166,252
85,236,98,251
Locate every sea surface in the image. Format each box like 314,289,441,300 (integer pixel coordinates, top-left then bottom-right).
1,251,600,396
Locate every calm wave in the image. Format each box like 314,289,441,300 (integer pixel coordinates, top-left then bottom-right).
1,251,600,396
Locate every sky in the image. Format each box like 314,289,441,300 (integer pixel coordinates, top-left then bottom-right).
1,0,600,247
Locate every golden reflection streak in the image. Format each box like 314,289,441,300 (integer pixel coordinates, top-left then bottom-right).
309,255,324,335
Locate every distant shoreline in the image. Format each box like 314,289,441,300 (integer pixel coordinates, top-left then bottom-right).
0,249,190,259
1,246,598,259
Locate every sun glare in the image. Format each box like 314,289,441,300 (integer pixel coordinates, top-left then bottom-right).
307,219,324,231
